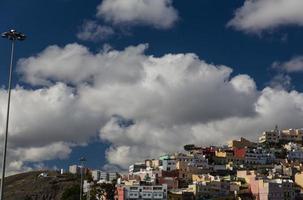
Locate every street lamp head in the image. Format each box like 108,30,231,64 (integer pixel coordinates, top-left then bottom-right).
2,29,26,41
79,157,86,162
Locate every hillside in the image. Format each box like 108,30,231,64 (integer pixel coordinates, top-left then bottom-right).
2,170,80,200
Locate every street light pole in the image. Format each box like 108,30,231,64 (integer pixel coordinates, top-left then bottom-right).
79,157,86,200
0,30,26,200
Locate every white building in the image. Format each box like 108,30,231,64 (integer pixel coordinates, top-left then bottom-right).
160,159,176,171
69,165,80,174
109,172,119,181
100,171,108,181
175,153,208,168
121,184,167,200
92,170,101,181
132,167,162,184
91,169,119,182
83,180,94,193
158,154,177,171
129,163,146,174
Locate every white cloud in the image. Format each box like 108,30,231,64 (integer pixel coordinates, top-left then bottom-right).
13,142,72,162
230,74,256,94
17,43,147,86
228,0,303,33
96,0,178,29
4,142,71,175
77,20,114,42
0,83,101,148
273,56,303,73
268,73,292,90
1,43,302,171
100,88,303,168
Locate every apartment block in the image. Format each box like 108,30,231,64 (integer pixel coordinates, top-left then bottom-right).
129,163,146,174
280,129,303,143
244,147,275,165
92,170,101,181
160,159,176,172
259,130,280,144
116,184,168,200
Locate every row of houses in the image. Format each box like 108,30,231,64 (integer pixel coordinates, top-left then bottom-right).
68,128,303,199
68,164,120,183
259,128,303,144
114,128,303,200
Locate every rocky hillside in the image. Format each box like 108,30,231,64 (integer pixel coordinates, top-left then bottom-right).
2,170,80,200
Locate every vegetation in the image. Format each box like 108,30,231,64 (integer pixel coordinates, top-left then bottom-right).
2,170,80,200
61,184,80,200
184,144,196,151
88,182,116,200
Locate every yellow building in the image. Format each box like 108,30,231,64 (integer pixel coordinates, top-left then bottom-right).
192,174,215,182
168,190,195,200
228,137,256,148
176,161,200,182
295,172,303,189
124,179,139,186
215,149,233,158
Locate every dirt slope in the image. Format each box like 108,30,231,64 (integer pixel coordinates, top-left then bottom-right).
2,170,79,200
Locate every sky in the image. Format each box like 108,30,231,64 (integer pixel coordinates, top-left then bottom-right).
0,0,303,174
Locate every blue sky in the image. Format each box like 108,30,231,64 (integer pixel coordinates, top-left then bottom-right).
0,0,303,173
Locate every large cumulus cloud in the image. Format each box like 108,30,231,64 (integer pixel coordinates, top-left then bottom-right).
1,43,302,172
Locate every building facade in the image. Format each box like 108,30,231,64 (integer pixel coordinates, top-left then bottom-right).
116,184,168,200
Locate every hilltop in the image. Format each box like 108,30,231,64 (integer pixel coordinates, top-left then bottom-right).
2,170,80,200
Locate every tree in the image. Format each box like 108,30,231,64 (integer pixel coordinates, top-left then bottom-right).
61,184,80,200
24,195,32,200
184,144,196,151
89,183,116,200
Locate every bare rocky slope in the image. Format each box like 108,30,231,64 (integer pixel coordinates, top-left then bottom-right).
2,170,80,200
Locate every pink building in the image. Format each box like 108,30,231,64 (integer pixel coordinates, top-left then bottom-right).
250,178,295,200
115,186,125,200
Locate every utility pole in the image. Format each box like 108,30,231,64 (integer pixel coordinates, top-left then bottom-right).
79,157,86,200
